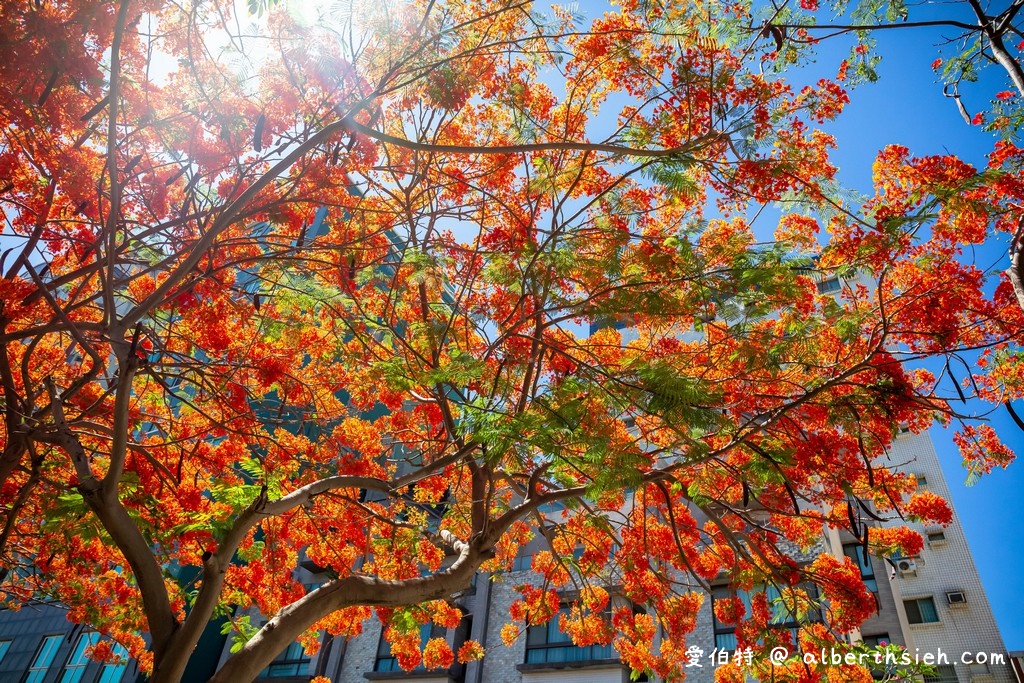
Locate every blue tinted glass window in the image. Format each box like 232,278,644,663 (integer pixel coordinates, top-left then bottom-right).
524,607,615,664
60,632,100,683
96,644,130,683
375,623,433,672
261,640,311,677
26,635,63,683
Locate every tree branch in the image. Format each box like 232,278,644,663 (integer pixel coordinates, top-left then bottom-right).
772,19,980,33
344,117,726,159
102,0,133,328
45,379,178,660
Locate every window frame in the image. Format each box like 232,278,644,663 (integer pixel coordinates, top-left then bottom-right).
968,661,990,676
260,640,312,678
522,605,616,665
903,597,940,625
924,664,958,683
23,634,64,683
843,543,878,596
817,276,842,294
95,642,130,683
711,584,819,652
861,633,890,648
374,623,443,673
60,631,101,683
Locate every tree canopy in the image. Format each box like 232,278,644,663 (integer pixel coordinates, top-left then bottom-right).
0,0,1021,682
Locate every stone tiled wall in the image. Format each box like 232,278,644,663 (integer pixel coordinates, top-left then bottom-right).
334,614,384,683
679,589,719,683
479,570,538,683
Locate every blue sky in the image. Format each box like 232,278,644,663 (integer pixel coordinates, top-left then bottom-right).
806,13,1024,651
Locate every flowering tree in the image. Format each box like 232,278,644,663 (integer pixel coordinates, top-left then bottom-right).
749,0,1024,124
0,1,1021,682
752,0,1024,315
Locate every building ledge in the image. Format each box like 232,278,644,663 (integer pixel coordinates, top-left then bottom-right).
364,670,457,682
516,659,624,673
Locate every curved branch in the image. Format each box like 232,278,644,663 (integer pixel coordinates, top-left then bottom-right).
344,117,726,159
262,475,390,516
152,473,390,682
772,19,980,33
45,379,178,661
207,528,484,683
101,0,133,327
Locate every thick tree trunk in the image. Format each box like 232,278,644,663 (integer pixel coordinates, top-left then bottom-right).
1008,242,1024,313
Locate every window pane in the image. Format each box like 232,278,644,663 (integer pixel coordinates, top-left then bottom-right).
261,639,311,677
546,617,571,644
905,598,939,624
526,647,547,664
918,598,939,623
904,599,922,624
925,665,958,683
376,633,392,658
844,545,874,578
566,645,587,662
267,663,304,676
526,643,613,664
526,625,547,646
61,632,101,683
844,544,878,594
0,640,10,665
62,667,88,683
96,644,129,683
36,635,62,665
524,607,614,664
715,633,738,651
97,662,128,683
26,635,64,683
818,277,841,293
375,656,401,673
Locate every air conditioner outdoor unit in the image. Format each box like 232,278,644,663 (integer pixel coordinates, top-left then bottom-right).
947,591,967,606
896,559,918,575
